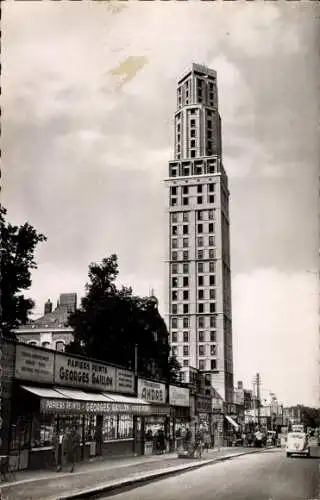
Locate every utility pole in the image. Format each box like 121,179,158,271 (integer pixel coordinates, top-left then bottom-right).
256,373,261,428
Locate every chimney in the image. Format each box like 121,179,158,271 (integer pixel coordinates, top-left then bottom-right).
237,381,243,390
44,299,53,315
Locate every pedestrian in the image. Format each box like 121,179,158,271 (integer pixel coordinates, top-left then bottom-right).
53,429,65,472
157,428,166,454
66,425,80,473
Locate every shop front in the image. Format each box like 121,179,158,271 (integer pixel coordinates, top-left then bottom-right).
195,394,213,441
10,345,165,470
168,385,190,451
137,378,171,455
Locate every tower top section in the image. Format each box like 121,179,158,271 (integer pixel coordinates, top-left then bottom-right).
177,63,217,85
176,63,218,111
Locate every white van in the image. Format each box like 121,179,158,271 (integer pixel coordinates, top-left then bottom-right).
286,432,310,458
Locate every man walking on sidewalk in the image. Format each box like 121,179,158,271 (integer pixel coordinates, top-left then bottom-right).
65,425,80,473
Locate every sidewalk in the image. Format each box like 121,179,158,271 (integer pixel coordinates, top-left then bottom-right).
0,447,271,500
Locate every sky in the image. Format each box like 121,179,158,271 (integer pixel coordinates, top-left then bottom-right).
2,1,320,406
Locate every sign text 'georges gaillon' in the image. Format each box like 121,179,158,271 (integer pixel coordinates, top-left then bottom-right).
54,354,116,392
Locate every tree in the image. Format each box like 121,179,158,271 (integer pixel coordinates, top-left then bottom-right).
67,254,181,381
0,206,47,339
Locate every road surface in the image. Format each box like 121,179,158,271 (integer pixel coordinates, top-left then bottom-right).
105,449,320,500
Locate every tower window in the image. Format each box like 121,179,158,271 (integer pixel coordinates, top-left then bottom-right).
210,303,216,313
172,304,178,314
198,250,204,260
190,150,196,158
172,225,177,235
183,331,189,343
183,290,189,300
183,345,189,356
172,251,177,261
183,197,189,206
209,275,215,286
197,185,203,193
183,186,189,195
183,238,188,248
199,360,205,371
198,262,204,273
183,225,188,235
198,317,205,328
199,345,205,356
183,359,189,367
197,196,203,205
211,359,217,370
172,291,178,301
208,195,214,204
172,239,177,249
171,317,178,329
190,119,196,127
208,184,214,192
198,289,204,300
198,303,204,313
172,277,178,288
170,198,177,207
183,212,189,222
183,263,189,273
197,224,203,233
172,263,178,274
198,331,205,342
171,187,177,196
183,276,189,287
197,237,204,247
209,236,215,246
172,213,178,223
209,289,215,299
183,251,189,260
208,210,214,220
210,344,217,356
210,316,216,328
210,331,216,342
183,317,189,328
209,223,214,233
209,249,215,259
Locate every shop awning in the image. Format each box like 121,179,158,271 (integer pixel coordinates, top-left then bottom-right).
21,385,66,399
54,388,109,402
102,393,149,406
225,415,239,430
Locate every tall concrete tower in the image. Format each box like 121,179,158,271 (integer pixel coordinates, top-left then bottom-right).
164,64,234,402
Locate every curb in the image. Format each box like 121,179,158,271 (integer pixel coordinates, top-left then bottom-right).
59,448,277,500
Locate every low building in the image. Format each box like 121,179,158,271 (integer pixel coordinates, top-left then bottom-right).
14,293,77,352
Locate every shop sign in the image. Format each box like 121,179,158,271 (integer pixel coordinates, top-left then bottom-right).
115,368,134,394
196,395,212,414
54,354,116,392
137,378,166,404
15,344,54,383
40,398,151,415
169,385,190,407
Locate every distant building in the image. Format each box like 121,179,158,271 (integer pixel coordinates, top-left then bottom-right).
15,293,77,351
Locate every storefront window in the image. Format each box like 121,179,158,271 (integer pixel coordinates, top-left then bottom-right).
84,415,96,442
103,415,117,441
118,415,133,440
31,414,55,448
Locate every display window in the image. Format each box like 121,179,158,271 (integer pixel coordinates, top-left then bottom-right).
102,415,133,441
31,414,55,448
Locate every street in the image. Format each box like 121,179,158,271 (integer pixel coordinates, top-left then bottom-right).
105,449,320,500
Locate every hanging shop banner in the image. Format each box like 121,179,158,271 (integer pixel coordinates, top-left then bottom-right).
40,398,150,415
196,395,212,414
169,385,190,407
54,354,116,392
115,368,135,394
137,378,166,404
15,344,54,383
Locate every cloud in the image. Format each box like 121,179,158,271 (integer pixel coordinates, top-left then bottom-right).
233,268,319,406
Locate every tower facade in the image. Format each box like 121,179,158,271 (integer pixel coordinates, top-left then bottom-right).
164,64,234,402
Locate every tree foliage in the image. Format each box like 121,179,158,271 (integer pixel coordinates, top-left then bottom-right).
300,406,320,428
67,254,181,382
0,206,47,339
